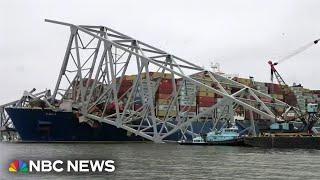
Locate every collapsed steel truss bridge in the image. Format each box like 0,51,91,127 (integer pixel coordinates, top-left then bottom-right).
0,19,299,142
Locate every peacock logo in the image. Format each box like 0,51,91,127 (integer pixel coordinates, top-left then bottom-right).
8,160,28,173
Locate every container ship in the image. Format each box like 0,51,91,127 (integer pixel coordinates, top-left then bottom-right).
4,71,320,142
2,20,320,143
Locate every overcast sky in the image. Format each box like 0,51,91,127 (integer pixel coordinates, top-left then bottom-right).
1,0,320,104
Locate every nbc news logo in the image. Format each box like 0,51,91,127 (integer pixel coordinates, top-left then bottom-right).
8,159,115,173
9,160,28,173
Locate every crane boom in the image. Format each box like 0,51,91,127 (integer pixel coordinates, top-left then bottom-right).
276,38,319,64
269,38,320,83
267,38,319,107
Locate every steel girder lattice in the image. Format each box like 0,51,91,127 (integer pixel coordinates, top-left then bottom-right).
1,19,298,142
0,89,52,140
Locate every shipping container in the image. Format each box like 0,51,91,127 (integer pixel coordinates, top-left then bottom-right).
197,96,215,104
123,75,137,81
198,86,213,92
140,72,174,80
198,101,215,107
157,79,174,94
234,77,252,86
157,93,171,99
179,100,197,106
157,110,177,117
197,91,215,97
158,105,177,111
179,105,197,112
266,83,282,94
179,112,196,118
198,107,214,116
157,98,172,104
141,72,162,80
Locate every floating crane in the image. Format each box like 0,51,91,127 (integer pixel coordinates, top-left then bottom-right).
268,38,320,106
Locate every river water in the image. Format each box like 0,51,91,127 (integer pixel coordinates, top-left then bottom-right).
1,142,320,179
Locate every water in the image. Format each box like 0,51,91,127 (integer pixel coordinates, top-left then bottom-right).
1,142,320,179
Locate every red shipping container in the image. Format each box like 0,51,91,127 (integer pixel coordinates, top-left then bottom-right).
266,83,282,94
159,79,173,87
157,93,172,99
198,101,215,107
157,80,173,94
158,88,173,94
120,80,133,86
197,96,215,104
273,85,282,94
118,85,133,96
105,102,124,112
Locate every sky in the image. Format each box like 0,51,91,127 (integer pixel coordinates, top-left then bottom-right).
1,0,320,104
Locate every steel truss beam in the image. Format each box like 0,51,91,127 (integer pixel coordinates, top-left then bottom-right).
0,89,51,140
23,19,296,142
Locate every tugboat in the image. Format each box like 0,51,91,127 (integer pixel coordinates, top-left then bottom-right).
178,123,244,146
206,125,244,146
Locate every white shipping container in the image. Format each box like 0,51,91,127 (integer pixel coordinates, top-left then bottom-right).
255,82,266,87
179,101,197,106
179,97,196,102
177,80,194,85
158,105,177,111
179,94,196,99
287,112,295,117
198,107,213,115
179,90,197,96
180,112,196,117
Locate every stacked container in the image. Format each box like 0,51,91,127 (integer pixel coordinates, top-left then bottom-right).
311,90,320,105
303,89,316,104
156,74,177,118
134,76,157,111
114,72,320,121
195,74,216,118
291,86,306,112
233,77,253,87
254,81,268,94
177,79,197,118
117,76,133,97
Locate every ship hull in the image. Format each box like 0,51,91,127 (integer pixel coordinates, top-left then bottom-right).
6,107,264,142
5,108,145,141
179,138,245,146
5,107,215,142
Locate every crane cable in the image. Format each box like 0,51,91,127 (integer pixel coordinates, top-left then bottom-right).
276,38,320,65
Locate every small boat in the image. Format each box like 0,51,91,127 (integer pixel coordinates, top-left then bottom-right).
178,124,245,146
206,125,245,146
178,135,209,145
